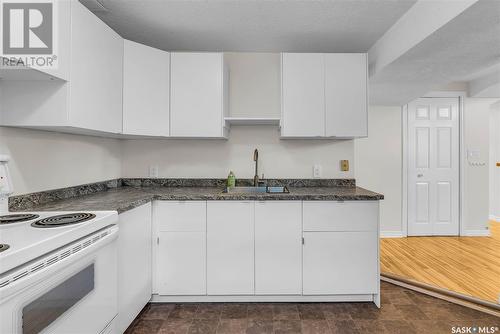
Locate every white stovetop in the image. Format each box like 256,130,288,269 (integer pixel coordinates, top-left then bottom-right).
0,211,118,274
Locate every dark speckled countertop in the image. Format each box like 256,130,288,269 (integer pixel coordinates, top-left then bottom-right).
13,186,383,214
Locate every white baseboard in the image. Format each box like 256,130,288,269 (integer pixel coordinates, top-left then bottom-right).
151,294,377,303
461,230,491,237
380,231,405,238
489,214,500,223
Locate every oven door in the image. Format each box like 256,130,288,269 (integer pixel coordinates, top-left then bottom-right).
0,225,118,334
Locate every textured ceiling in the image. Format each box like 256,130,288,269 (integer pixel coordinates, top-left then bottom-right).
370,0,500,105
81,0,416,52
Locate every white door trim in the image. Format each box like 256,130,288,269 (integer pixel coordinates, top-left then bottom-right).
402,92,466,237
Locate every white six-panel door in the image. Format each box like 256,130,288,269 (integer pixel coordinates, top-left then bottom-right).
407,98,460,236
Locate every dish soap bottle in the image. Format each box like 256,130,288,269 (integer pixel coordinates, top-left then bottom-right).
227,171,236,188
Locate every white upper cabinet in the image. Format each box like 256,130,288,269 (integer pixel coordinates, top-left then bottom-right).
281,53,325,137
0,0,123,135
123,40,170,136
325,54,367,137
170,52,228,138
281,53,368,138
69,0,123,133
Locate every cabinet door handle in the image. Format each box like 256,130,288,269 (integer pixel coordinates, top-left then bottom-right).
302,237,305,245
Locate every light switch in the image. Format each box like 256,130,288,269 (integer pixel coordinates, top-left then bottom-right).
340,160,349,172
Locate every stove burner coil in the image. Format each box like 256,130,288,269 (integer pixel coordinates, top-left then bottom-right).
31,213,96,228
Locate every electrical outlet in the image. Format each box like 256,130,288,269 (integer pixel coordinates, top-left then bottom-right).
149,165,159,178
313,164,322,178
340,160,349,172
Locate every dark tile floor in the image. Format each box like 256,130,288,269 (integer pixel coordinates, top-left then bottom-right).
127,282,500,334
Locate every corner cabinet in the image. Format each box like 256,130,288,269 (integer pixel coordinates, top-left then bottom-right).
281,53,368,138
170,53,229,138
122,40,170,136
0,0,123,135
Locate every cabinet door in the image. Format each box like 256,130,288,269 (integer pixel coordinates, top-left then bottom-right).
325,54,367,137
157,232,206,295
123,40,170,136
154,201,206,232
207,201,254,295
69,0,123,133
117,203,152,333
303,201,378,232
255,201,302,295
154,201,206,295
303,231,377,295
170,53,224,137
281,53,325,137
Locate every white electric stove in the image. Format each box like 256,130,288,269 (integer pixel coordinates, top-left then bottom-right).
0,156,120,334
0,211,118,274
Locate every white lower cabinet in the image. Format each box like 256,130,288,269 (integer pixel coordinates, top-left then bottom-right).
255,201,302,295
117,203,152,333
302,201,379,295
153,199,379,303
158,232,206,295
303,231,378,295
207,201,254,295
155,201,206,295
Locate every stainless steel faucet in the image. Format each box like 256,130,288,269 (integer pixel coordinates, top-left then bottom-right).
253,149,259,187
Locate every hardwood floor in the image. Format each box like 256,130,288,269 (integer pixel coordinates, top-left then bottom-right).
127,282,499,334
381,221,500,304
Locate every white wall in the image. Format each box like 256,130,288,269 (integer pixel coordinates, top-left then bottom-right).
463,98,493,234
0,127,122,195
489,101,500,221
355,106,402,235
225,53,280,118
122,126,354,179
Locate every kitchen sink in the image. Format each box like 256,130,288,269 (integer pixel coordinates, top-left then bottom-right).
222,186,290,194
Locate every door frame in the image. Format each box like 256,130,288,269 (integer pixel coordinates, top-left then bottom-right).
402,91,466,237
